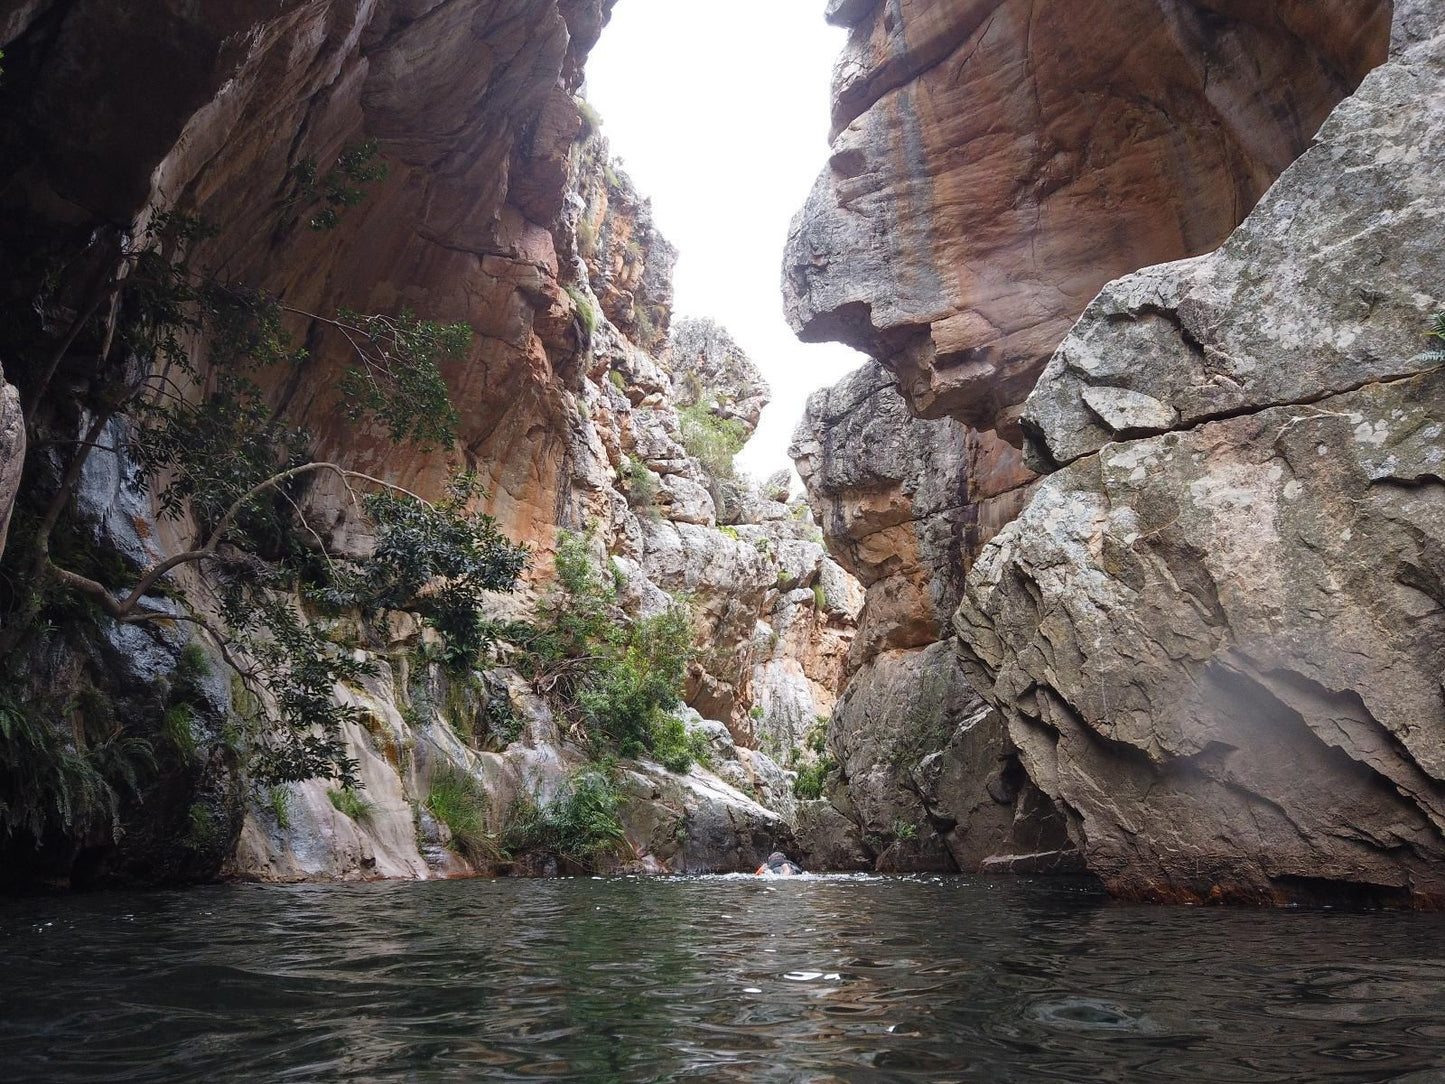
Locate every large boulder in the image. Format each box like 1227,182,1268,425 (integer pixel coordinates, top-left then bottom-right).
957,20,1445,906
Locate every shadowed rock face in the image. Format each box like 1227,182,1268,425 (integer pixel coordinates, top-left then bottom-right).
1,0,616,555
788,1,1445,901
785,0,1392,437
957,16,1445,905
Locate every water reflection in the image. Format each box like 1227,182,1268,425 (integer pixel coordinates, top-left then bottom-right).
2,875,1444,1082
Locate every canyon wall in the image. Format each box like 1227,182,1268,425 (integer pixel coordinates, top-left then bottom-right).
791,0,1445,900
0,0,858,886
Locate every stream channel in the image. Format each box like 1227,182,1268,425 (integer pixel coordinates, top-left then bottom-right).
4,874,1445,1081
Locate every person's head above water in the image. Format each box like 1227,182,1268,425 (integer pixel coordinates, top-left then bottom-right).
757,851,803,875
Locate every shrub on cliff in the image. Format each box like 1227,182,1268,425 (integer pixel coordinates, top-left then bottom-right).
506,531,700,770
501,766,627,871
677,398,746,481
0,210,527,813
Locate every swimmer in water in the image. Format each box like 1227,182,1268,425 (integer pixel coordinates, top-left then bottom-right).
755,851,804,876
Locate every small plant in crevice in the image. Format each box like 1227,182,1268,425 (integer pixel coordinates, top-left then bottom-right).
575,98,603,142
425,767,496,866
267,784,292,830
184,804,218,852
886,671,953,777
565,285,597,339
620,455,660,518
328,786,375,824
480,693,524,749
577,217,599,261
1424,312,1445,362
892,819,919,843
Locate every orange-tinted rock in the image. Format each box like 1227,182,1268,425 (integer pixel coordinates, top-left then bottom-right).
785,0,1391,437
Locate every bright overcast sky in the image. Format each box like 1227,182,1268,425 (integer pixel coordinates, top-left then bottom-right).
585,0,866,480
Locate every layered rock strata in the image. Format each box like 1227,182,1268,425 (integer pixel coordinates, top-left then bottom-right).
787,0,1392,434
957,17,1445,905
787,0,1430,895
791,363,1068,871
0,1,861,884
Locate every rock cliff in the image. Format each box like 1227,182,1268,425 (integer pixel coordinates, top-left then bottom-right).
957,14,1445,905
0,1,860,886
787,0,1391,435
790,0,1444,901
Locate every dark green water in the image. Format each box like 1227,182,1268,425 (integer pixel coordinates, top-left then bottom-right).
3,875,1445,1082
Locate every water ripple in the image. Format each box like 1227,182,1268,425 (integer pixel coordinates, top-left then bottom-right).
3,875,1445,1081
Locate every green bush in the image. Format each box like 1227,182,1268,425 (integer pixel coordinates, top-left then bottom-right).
565,285,597,338
425,767,496,865
0,690,154,842
576,217,599,260
507,531,700,770
793,755,836,800
677,400,746,480
621,456,660,516
649,713,712,774
268,784,292,830
575,98,602,141
576,603,693,758
502,767,627,870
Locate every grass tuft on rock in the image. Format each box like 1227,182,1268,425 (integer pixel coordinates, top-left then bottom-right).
425,767,496,865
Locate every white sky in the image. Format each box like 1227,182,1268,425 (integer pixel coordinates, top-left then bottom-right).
584,0,866,480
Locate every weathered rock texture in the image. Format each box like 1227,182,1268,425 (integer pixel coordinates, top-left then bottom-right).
790,365,1067,871
0,1,861,884
229,136,864,881
786,0,1392,435
0,367,23,559
787,1,1435,895
958,18,1445,905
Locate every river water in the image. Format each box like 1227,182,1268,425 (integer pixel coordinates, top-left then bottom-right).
3,874,1445,1082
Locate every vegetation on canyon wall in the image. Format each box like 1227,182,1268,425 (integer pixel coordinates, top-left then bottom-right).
507,531,707,774
0,209,530,846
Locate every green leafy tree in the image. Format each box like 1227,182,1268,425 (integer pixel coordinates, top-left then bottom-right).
0,209,525,809
677,397,746,481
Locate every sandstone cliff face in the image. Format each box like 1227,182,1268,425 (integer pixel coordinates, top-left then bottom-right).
0,1,861,884
957,16,1445,905
787,1,1442,897
233,133,864,882
786,0,1391,435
